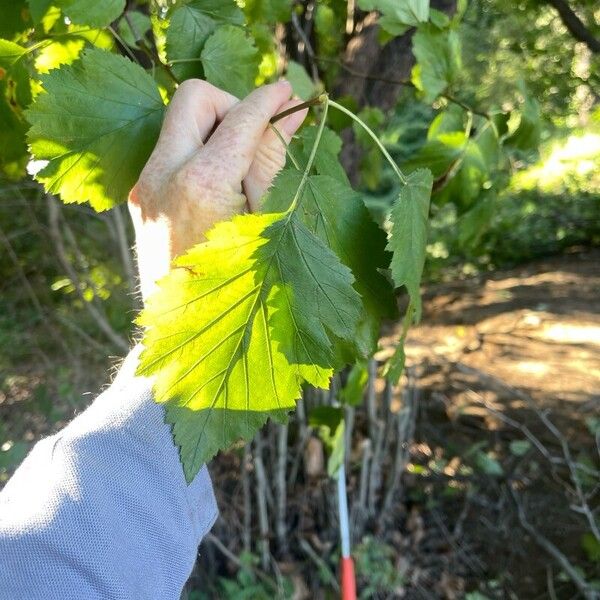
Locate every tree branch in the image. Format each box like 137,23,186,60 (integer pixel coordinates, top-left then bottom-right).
545,0,600,53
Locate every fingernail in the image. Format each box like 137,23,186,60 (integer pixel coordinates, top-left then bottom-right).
277,79,292,93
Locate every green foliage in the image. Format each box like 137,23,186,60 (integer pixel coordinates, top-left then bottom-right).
1,0,569,481
0,39,31,178
26,48,164,211
387,169,433,319
57,0,125,28
309,405,345,477
213,551,292,599
354,536,404,599
411,24,461,103
200,25,259,98
358,0,429,36
165,0,244,80
137,207,364,481
339,360,368,406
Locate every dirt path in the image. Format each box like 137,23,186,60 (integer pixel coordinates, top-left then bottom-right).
404,249,599,410
378,249,600,598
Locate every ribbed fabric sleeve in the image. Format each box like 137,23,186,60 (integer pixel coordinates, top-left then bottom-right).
0,347,218,600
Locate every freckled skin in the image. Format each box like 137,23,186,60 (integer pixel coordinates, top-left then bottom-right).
128,80,307,299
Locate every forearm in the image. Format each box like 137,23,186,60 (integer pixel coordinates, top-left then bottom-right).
0,347,217,600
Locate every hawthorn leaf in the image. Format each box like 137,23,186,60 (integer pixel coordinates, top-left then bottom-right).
201,25,259,98
262,215,362,383
34,37,85,73
57,0,125,28
411,24,461,103
264,170,397,353
289,125,349,184
26,48,165,211
286,60,315,101
138,212,361,481
166,0,244,80
387,168,433,319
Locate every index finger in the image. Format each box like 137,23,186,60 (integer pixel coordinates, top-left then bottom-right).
152,79,238,172
200,81,293,184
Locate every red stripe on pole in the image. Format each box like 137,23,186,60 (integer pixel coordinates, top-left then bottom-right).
340,556,356,600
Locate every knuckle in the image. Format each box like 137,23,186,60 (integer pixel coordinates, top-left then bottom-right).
254,145,285,177
174,78,206,98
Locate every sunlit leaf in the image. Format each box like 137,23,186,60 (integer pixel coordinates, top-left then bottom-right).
26,48,165,210
138,211,361,481
57,0,125,28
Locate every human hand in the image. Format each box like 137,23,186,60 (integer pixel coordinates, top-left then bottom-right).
128,80,307,299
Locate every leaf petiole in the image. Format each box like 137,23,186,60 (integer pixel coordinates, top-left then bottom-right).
270,94,325,124
287,93,329,213
328,99,408,185
269,123,301,170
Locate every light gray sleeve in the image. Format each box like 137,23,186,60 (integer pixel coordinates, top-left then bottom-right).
0,347,218,600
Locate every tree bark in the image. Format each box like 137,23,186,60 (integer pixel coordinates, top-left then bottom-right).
545,0,600,53
333,1,457,178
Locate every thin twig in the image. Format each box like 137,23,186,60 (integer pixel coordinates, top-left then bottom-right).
298,539,340,592
275,423,289,556
254,435,271,571
242,443,252,553
204,533,278,591
315,55,491,119
270,95,324,124
511,488,597,599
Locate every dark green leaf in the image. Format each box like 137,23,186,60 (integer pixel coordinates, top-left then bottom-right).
387,168,433,319
165,0,243,80
201,25,259,98
265,170,397,353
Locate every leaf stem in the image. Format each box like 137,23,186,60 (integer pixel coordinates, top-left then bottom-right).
270,95,324,124
269,124,301,170
328,99,408,185
288,93,329,212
